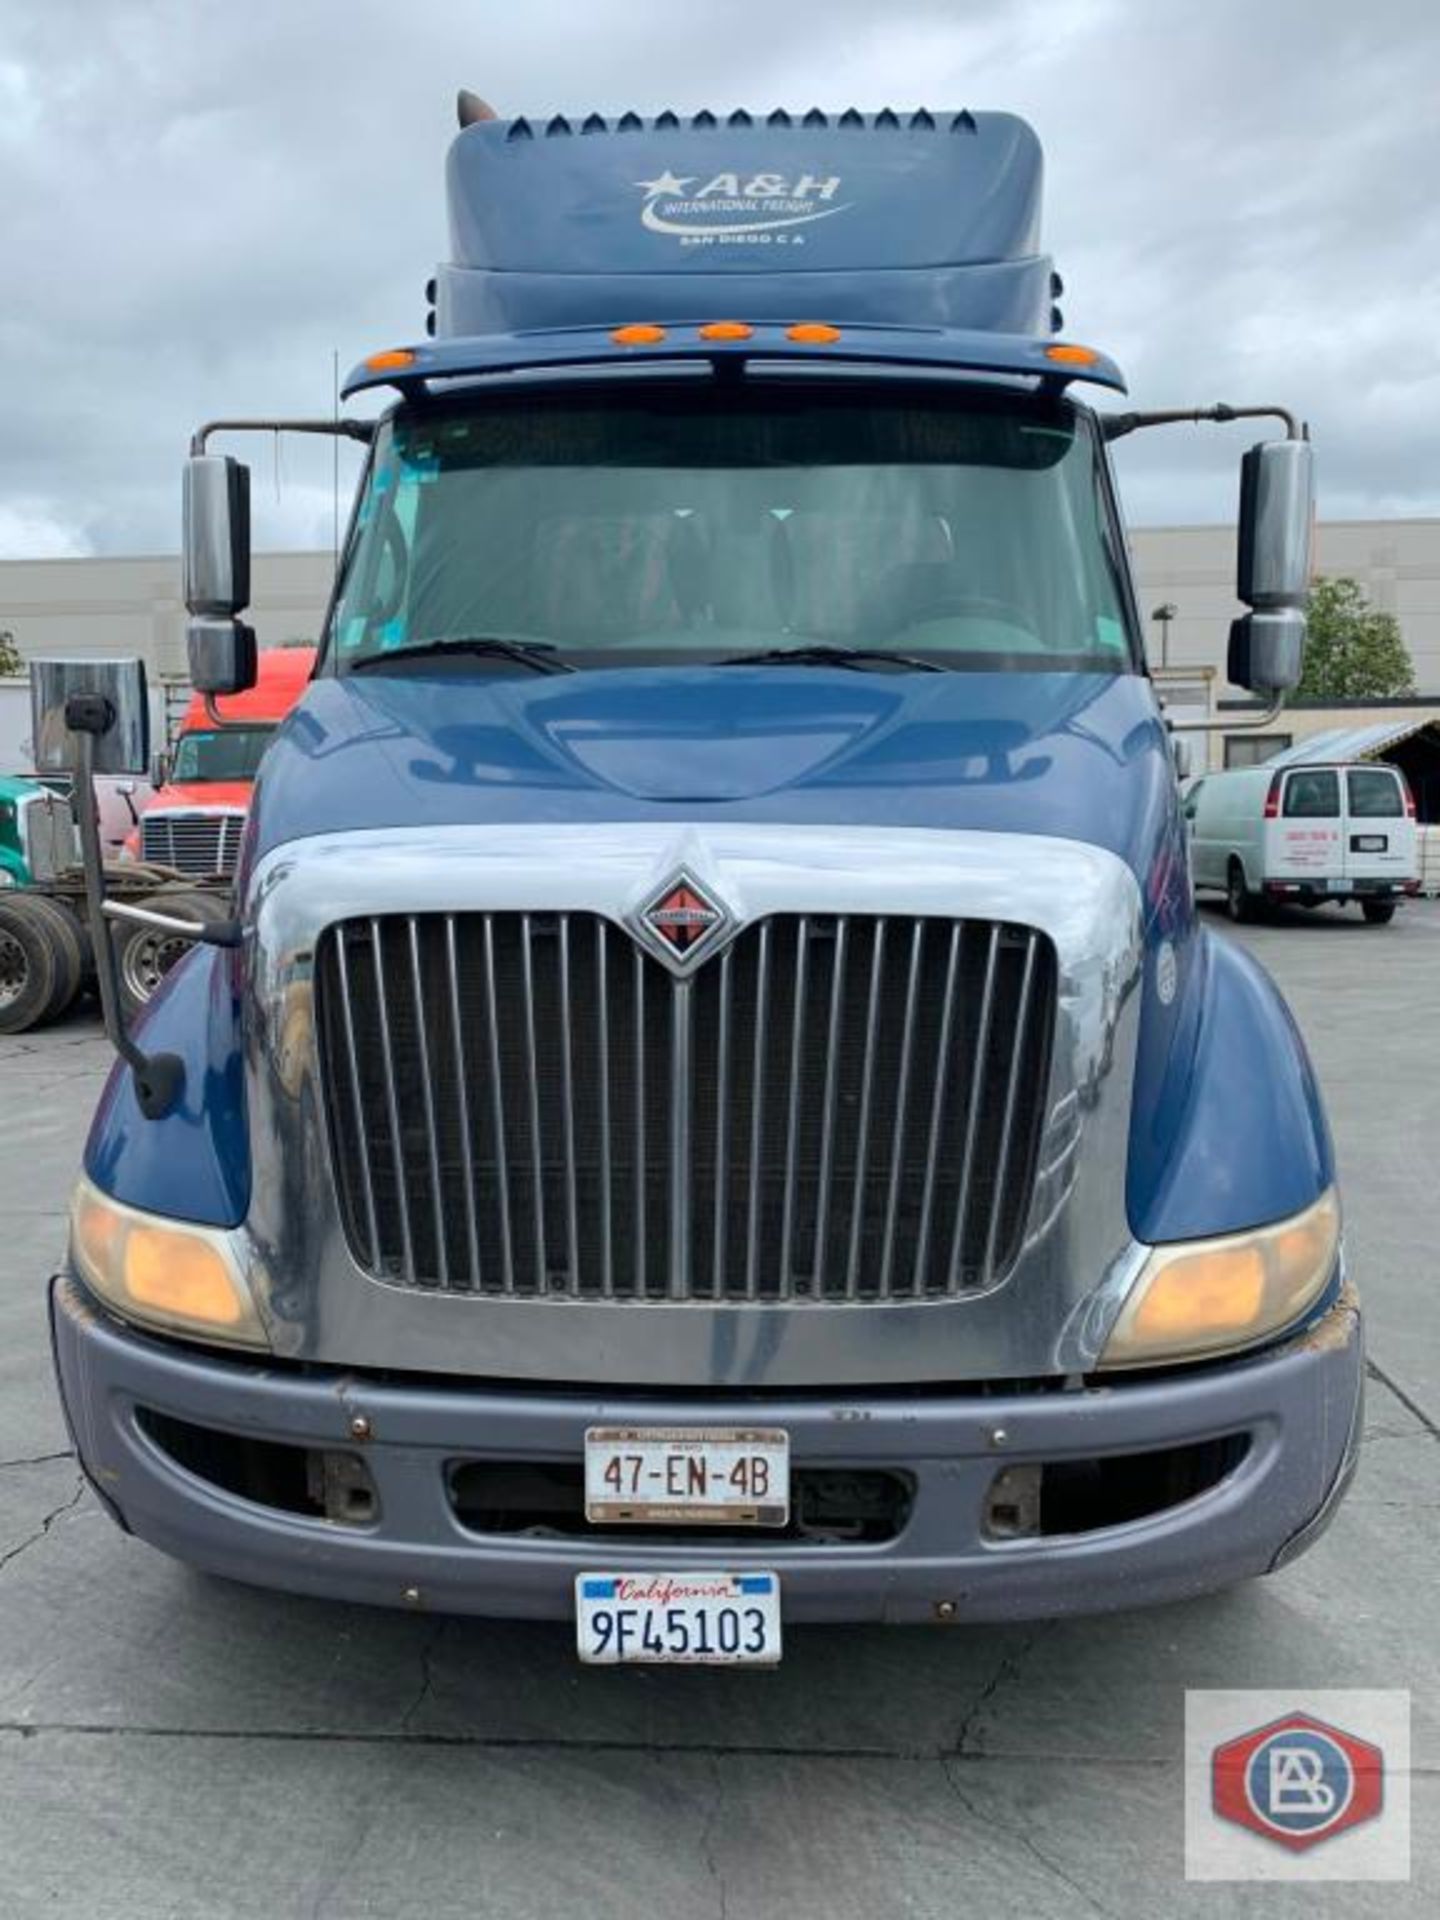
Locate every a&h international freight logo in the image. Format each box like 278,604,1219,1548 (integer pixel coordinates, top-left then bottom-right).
634,169,850,245
1185,1690,1410,1881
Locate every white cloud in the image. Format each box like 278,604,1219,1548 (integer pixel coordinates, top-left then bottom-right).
0,502,90,560
0,0,1435,554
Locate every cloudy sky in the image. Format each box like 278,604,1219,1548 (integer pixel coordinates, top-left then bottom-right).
1,0,1436,558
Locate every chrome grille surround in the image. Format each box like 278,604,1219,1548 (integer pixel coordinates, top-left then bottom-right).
242,823,1145,1388
315,911,1056,1304
140,808,246,876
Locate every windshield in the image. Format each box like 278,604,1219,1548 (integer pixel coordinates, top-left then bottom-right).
170,725,276,783
329,386,1136,673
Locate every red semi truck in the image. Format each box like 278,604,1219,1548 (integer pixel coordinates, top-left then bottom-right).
122,646,316,878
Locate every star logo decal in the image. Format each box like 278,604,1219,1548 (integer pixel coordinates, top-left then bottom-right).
636,170,695,199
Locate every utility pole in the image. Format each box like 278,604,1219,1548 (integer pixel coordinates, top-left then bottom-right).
1151,602,1178,669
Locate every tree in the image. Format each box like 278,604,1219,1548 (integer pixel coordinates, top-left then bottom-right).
0,628,21,676
1298,576,1416,700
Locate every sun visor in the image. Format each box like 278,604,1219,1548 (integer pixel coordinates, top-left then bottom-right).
438,109,1058,340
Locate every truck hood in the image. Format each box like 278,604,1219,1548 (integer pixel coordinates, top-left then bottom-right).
142,782,254,814
251,667,1176,885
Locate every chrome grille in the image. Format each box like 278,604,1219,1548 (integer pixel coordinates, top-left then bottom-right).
316,913,1055,1303
140,811,245,876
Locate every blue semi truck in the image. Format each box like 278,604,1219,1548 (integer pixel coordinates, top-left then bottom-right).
42,99,1359,1663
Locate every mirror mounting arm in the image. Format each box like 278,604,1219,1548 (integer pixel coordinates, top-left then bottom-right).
1164,690,1289,736
65,707,187,1121
1102,403,1303,443
189,418,375,456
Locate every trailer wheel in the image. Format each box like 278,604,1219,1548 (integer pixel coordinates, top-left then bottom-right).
1361,900,1396,926
0,898,61,1034
117,890,231,1021
12,894,88,1019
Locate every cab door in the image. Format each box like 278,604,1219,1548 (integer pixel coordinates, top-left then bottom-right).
1343,765,1416,884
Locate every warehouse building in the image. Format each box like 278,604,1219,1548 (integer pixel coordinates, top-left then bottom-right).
4,521,1439,778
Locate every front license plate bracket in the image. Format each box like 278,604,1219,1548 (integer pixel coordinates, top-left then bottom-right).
585,1426,790,1527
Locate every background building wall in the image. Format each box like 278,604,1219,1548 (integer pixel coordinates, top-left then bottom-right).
1127,520,1440,689
3,517,1438,700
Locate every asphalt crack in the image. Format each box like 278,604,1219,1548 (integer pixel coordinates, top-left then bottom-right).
698,1751,730,1920
0,1449,75,1473
941,1757,1118,1917
0,1474,86,1577
953,1624,1050,1755
399,1619,448,1733
1366,1358,1440,1443
0,1720,1131,1760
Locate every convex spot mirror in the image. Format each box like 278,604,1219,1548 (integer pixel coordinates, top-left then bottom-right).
1228,608,1305,696
29,658,151,777
188,617,258,698
184,454,252,618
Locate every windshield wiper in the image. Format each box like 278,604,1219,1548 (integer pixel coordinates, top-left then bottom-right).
347,637,576,676
718,644,945,674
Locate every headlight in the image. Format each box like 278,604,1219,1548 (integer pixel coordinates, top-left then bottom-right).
0,868,14,888
69,1176,270,1351
1098,1188,1340,1370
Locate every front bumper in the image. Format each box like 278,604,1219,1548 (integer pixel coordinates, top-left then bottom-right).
50,1272,1363,1626
1263,878,1416,903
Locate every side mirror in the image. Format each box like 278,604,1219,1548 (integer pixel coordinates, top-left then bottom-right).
183,454,252,617
1170,734,1193,781
188,616,258,697
1238,439,1313,610
149,751,171,790
29,658,150,776
1228,609,1304,695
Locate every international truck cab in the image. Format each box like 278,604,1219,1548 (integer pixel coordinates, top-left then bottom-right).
45,103,1360,1661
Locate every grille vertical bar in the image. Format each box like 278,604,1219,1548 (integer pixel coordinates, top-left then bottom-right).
444,916,484,1290
369,921,415,1286
318,912,1055,1303
481,916,516,1295
595,921,614,1299
407,916,449,1289
744,922,772,1301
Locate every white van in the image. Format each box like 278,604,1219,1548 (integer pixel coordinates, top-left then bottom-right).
1185,760,1419,923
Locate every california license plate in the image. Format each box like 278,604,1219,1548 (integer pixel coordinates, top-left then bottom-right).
575,1571,782,1665
1354,835,1387,852
584,1426,789,1526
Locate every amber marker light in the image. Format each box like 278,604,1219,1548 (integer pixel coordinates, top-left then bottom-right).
365,348,417,372
786,323,842,344
1045,343,1100,366
611,324,667,346
698,321,755,341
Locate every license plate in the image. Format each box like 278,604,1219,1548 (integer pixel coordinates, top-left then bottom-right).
1354,835,1388,852
585,1426,789,1526
575,1571,782,1665
1326,878,1352,893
